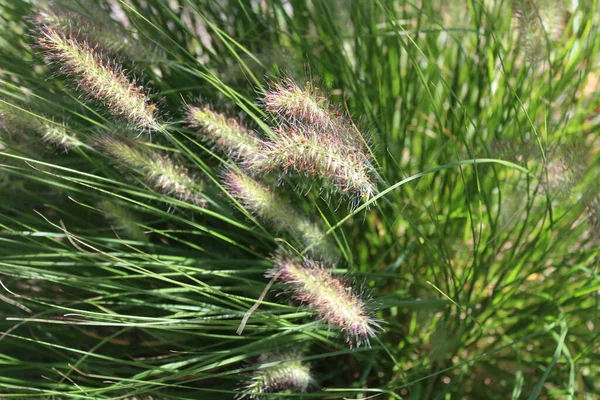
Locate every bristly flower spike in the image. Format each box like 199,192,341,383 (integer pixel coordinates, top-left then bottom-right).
513,0,565,62
37,26,160,131
186,106,260,159
263,78,370,152
247,128,378,207
100,136,205,206
268,253,379,347
97,200,148,243
223,171,339,261
236,351,313,399
264,78,333,130
0,101,83,151
541,143,588,196
40,122,85,149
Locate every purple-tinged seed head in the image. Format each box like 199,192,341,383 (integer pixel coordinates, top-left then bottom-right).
268,253,380,347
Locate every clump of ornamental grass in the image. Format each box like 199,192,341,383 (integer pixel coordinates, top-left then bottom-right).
513,0,566,62
186,105,260,159
98,135,205,206
37,25,161,131
249,79,378,206
268,252,379,347
223,170,339,260
37,1,161,63
236,351,314,399
97,200,148,242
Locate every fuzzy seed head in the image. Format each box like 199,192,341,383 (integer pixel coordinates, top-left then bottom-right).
0,102,82,150
100,136,205,206
268,255,379,347
186,106,260,159
37,26,160,131
247,129,378,206
542,145,587,195
236,352,313,399
223,171,339,261
294,218,341,262
41,123,84,150
264,79,370,153
513,0,565,62
224,170,285,221
257,80,378,206
98,200,147,242
265,79,333,129
224,171,339,260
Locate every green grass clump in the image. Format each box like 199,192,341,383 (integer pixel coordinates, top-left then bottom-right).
0,0,599,399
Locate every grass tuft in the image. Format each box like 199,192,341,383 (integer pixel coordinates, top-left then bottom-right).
0,0,598,398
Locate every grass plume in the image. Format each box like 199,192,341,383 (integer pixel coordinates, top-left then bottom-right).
268,253,379,347
0,100,83,150
252,79,378,206
224,170,339,260
99,135,205,206
97,200,148,242
37,26,160,131
513,0,566,62
264,79,370,153
186,105,260,159
236,351,313,399
247,128,377,205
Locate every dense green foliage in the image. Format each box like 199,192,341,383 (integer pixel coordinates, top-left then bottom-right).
0,0,599,398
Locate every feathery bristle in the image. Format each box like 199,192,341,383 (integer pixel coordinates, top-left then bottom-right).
542,145,587,195
41,123,84,149
97,200,148,242
256,79,378,206
264,79,333,129
264,79,369,152
513,0,565,62
0,101,82,150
